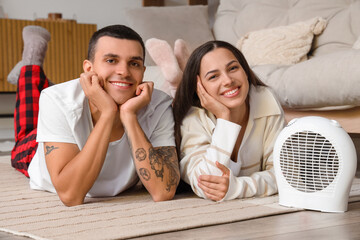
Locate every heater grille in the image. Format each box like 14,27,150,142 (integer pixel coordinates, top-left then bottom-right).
279,131,339,193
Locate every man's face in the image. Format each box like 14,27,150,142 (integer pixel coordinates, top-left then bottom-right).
84,36,145,105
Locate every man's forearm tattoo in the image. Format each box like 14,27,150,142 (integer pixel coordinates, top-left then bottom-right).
135,148,146,161
139,168,151,181
163,147,180,192
149,146,179,192
149,147,165,180
45,145,59,156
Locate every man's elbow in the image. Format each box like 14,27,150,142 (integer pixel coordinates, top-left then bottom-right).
58,192,84,207
151,189,176,202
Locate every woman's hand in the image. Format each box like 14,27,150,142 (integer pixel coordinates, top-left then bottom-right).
197,76,230,120
80,72,118,117
197,161,230,201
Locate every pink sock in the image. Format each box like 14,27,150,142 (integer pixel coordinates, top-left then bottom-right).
174,39,190,72
146,38,182,89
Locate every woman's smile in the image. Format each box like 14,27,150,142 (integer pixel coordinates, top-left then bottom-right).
222,87,240,97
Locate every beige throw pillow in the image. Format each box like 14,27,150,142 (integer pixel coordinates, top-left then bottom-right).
237,17,327,66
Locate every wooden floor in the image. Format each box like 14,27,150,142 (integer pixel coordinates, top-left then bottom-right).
135,202,360,240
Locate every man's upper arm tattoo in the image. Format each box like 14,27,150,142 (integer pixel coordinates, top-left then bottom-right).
45,145,59,156
149,146,180,192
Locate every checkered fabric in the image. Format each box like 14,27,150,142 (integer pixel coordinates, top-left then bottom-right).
11,65,49,177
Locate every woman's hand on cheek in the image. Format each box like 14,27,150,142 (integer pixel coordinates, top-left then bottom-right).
197,76,230,121
197,161,230,201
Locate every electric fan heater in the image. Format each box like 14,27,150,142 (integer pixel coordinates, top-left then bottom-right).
273,116,357,212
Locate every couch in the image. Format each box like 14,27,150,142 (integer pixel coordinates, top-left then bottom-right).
125,0,360,134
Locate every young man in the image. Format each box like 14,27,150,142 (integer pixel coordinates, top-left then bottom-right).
9,25,180,206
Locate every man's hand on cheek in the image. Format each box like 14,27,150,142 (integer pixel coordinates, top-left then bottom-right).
120,81,154,123
80,72,117,116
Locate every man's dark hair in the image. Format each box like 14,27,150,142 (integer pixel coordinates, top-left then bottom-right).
87,24,145,62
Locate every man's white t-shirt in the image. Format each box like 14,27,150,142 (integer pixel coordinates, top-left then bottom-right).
28,79,175,197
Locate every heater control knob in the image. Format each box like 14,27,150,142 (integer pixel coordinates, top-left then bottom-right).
330,119,341,128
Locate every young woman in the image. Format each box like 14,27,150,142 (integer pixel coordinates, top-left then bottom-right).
173,40,285,201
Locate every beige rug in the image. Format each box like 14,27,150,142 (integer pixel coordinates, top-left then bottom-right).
0,155,359,240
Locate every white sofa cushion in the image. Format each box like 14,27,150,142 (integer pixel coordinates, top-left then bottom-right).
354,37,360,50
125,5,214,66
252,49,360,108
214,0,360,57
237,17,327,66
143,66,165,90
213,0,360,108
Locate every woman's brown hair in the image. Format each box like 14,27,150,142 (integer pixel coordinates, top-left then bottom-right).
172,40,265,159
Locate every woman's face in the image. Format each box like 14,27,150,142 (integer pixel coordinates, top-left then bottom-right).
198,47,249,111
